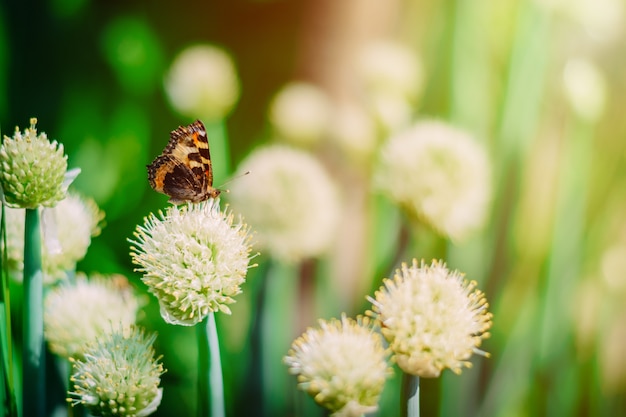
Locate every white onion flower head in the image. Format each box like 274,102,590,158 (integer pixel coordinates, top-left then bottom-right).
562,57,607,122
537,0,623,43
5,193,104,283
358,40,424,103
0,118,69,208
130,199,253,326
44,273,142,359
284,315,391,417
68,326,164,417
42,193,104,281
376,120,491,242
227,145,340,262
357,41,422,134
369,92,413,134
329,103,378,164
368,259,492,378
164,44,240,120
4,207,25,275
269,82,332,147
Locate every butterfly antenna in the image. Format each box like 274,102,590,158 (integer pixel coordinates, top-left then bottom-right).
218,170,251,193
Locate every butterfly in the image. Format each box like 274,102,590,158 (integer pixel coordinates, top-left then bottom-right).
147,120,221,204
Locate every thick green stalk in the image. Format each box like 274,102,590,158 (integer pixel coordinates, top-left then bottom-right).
401,373,420,417
261,261,297,417
207,314,224,417
197,316,210,417
197,313,225,417
22,208,45,417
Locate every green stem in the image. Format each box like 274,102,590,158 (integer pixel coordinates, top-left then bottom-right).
207,314,225,417
401,373,420,417
261,261,297,417
22,208,45,417
197,313,225,417
237,259,270,417
1,206,17,417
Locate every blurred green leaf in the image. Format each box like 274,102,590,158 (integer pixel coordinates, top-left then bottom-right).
101,16,165,95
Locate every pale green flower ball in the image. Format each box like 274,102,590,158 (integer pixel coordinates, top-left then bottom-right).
164,44,240,121
227,145,340,262
358,40,424,103
269,82,332,147
0,118,68,208
369,259,493,378
376,120,491,242
130,199,253,326
68,326,164,417
329,103,378,165
42,193,104,280
44,273,142,359
562,57,607,122
284,315,391,417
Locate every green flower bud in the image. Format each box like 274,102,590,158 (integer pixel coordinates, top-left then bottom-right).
0,118,69,208
68,326,165,417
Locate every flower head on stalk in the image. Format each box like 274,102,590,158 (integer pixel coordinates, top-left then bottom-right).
357,40,424,104
164,44,240,121
68,326,164,417
368,259,492,378
376,120,491,242
284,315,391,417
329,103,378,165
268,81,332,147
44,273,142,359
357,40,424,133
227,145,339,263
130,199,254,326
0,118,77,208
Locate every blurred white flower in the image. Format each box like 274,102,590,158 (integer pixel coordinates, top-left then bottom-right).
562,57,607,122
43,193,104,279
284,315,391,417
5,193,104,283
537,0,624,43
357,40,424,103
68,326,164,417
269,82,332,147
376,120,491,241
369,93,413,134
329,103,378,164
369,259,492,378
130,199,254,325
44,273,142,359
356,41,423,134
164,44,240,120
4,207,25,275
228,145,340,262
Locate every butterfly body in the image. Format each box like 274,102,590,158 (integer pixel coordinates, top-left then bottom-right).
147,120,220,204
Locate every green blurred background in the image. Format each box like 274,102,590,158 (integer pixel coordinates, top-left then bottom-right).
2,0,626,416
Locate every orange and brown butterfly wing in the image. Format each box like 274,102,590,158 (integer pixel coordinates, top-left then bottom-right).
148,155,208,203
147,120,220,204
